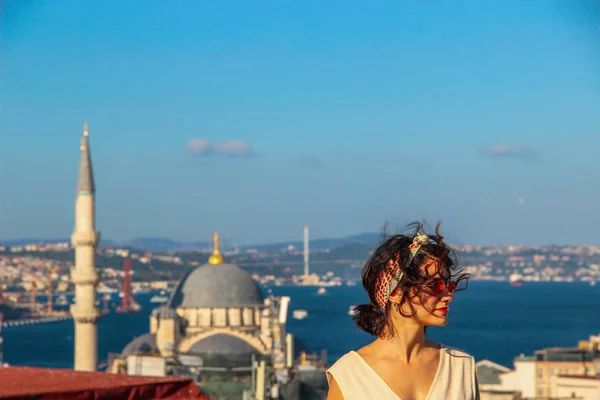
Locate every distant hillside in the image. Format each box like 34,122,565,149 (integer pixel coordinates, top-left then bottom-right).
0,238,121,247
123,238,210,252
0,237,209,252
241,232,382,252
0,238,72,245
0,232,383,252
321,242,374,260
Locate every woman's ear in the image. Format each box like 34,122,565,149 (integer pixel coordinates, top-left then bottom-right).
389,287,403,304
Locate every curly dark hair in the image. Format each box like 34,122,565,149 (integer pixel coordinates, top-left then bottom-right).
352,221,469,338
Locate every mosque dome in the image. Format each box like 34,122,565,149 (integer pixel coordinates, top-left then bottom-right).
187,334,263,367
167,231,264,308
168,263,264,308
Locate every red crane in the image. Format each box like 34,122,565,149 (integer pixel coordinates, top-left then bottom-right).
115,259,141,313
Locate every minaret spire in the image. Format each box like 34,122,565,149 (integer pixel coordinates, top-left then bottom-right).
208,231,223,264
70,122,101,371
77,122,95,195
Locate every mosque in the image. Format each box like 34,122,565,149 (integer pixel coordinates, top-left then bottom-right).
67,123,327,399
108,232,297,396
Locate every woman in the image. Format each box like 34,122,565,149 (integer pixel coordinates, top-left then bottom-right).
326,223,479,400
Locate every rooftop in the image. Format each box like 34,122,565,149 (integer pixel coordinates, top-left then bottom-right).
557,374,600,380
534,347,597,362
0,367,211,399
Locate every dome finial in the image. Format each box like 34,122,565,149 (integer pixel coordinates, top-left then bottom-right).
208,231,223,264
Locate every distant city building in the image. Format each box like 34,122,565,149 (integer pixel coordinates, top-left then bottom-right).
477,338,600,400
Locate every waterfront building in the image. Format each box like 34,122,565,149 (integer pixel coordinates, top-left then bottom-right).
477,342,600,400
579,332,600,352
552,374,600,399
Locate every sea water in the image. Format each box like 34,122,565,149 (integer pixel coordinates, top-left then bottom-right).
3,282,599,369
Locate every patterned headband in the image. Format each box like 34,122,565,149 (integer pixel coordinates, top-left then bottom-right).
373,233,429,309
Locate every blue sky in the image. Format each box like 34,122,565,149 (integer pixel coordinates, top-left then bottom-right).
1,0,599,245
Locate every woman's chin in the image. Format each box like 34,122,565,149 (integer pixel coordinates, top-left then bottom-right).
426,315,449,327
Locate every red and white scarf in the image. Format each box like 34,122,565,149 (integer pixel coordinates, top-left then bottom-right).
373,234,429,309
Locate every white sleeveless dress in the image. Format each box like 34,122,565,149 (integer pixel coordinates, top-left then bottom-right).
326,346,478,400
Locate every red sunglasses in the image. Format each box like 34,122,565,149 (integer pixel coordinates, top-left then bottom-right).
425,279,457,297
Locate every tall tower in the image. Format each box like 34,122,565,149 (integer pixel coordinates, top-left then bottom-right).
70,122,101,371
303,225,309,276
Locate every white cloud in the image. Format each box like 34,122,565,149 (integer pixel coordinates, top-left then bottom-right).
185,139,211,156
213,140,254,157
485,144,536,158
185,139,254,158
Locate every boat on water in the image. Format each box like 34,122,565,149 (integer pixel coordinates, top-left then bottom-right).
56,295,68,306
149,295,169,304
317,287,327,295
97,283,118,294
348,305,357,316
509,274,524,287
292,309,308,320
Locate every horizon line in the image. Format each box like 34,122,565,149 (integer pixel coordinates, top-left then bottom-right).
0,234,596,249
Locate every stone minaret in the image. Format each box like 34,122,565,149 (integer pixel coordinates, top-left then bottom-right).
70,122,101,371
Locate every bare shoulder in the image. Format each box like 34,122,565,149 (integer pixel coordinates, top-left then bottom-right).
441,344,475,360
326,375,345,400
356,339,378,357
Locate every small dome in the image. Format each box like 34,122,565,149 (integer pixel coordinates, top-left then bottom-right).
188,334,260,355
121,333,158,357
168,263,264,308
186,333,263,368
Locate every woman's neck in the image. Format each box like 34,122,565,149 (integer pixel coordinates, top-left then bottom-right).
376,319,427,363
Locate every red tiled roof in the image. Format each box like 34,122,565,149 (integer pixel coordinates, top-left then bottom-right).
0,367,212,400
